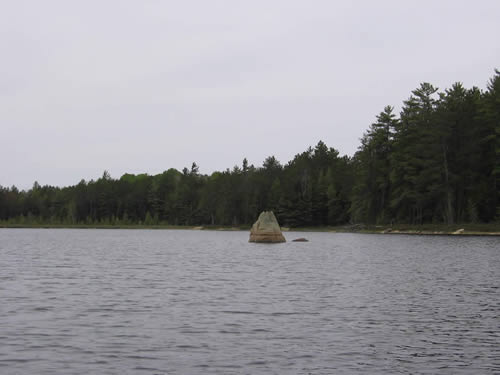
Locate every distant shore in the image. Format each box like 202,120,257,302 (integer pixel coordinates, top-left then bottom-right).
289,224,500,236
1,223,499,236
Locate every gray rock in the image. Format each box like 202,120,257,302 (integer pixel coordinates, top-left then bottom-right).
249,211,286,243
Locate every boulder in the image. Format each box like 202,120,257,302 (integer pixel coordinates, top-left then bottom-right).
249,211,286,243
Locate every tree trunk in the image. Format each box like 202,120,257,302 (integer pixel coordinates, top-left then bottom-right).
442,143,454,225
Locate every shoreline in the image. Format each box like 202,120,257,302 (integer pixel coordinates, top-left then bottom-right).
358,229,500,236
1,223,499,236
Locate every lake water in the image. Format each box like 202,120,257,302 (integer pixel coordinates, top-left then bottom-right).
0,229,499,374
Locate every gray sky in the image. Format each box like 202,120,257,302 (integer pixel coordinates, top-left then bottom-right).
1,0,499,189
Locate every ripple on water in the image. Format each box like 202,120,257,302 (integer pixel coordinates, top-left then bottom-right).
0,229,499,374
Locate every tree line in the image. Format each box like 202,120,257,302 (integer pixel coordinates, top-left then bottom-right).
1,71,499,226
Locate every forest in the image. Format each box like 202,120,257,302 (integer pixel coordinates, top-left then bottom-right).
1,71,499,227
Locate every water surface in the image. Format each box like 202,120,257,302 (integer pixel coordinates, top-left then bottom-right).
1,229,499,374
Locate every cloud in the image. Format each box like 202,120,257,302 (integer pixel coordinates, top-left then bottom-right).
1,0,499,188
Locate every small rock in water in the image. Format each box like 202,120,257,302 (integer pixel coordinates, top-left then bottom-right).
292,238,308,242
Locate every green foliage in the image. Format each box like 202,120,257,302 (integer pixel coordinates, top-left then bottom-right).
351,71,499,224
351,105,397,223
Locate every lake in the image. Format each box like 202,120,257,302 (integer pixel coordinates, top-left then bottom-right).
0,229,499,374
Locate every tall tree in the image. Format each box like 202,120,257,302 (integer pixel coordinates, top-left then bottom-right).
391,83,439,223
351,106,397,223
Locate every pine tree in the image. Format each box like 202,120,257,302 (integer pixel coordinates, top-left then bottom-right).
391,83,439,223
351,106,397,223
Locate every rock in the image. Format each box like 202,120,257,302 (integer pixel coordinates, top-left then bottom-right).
453,228,465,235
292,238,308,242
249,211,286,243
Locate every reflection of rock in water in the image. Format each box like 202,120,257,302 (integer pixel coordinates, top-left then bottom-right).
249,211,286,243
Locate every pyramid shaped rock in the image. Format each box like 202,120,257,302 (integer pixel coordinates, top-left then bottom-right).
249,211,286,243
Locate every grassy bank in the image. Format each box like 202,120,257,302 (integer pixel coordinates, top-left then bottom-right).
0,223,251,231
1,222,499,235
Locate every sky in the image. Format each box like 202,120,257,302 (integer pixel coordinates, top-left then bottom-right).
1,0,499,189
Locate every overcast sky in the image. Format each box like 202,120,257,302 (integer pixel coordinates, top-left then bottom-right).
1,0,499,189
